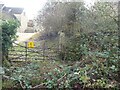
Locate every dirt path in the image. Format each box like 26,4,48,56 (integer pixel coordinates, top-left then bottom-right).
16,33,37,43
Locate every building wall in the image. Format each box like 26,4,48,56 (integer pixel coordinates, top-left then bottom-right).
1,12,16,20
14,12,28,33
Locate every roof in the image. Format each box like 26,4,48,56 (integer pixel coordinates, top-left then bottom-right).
2,10,17,19
3,7,24,14
0,4,4,9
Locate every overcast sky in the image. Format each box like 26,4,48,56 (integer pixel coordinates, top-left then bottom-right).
0,0,95,20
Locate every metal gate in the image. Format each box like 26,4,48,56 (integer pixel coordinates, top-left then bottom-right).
8,40,59,61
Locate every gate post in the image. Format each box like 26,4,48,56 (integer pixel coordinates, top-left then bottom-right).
43,40,45,60
25,42,27,61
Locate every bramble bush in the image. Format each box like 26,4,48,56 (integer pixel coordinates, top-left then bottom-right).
57,31,119,88
43,62,118,89
2,59,119,89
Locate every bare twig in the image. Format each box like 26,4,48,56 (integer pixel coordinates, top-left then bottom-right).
57,73,67,84
32,83,46,88
19,80,26,89
2,75,10,79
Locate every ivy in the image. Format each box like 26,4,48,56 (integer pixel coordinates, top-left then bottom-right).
1,20,20,61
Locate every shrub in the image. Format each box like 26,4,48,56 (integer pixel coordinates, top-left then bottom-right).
57,31,119,88
1,20,20,61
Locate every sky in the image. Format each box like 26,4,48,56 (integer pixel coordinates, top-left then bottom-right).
0,0,94,20
0,0,47,19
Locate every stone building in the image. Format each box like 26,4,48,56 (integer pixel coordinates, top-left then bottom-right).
0,3,28,33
